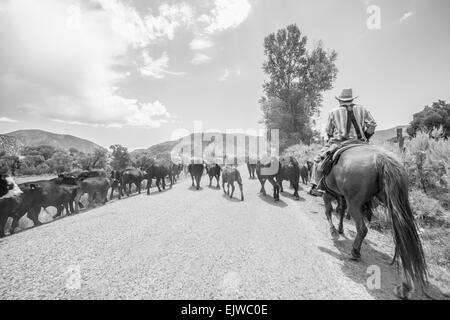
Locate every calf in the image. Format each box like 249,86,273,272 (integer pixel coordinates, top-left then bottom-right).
222,166,244,201
205,163,221,188
300,165,309,185
246,160,257,180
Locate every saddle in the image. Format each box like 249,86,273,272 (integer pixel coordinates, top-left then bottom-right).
320,139,367,178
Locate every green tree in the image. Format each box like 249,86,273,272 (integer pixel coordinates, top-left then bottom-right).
261,24,338,149
0,155,20,176
22,145,56,160
47,150,74,174
407,100,450,138
109,144,130,171
75,148,108,170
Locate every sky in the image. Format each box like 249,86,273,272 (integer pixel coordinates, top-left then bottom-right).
0,0,449,150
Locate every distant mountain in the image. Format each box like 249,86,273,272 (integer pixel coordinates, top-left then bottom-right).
131,133,260,162
371,125,409,145
5,129,104,154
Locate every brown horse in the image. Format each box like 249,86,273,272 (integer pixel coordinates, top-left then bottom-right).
222,166,244,201
256,158,281,201
323,145,427,299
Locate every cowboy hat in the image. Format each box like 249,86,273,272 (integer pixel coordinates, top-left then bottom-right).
336,88,358,102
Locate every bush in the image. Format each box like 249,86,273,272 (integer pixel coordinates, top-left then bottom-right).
282,143,322,164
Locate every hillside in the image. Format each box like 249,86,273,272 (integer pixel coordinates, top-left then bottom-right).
131,133,260,162
371,125,409,145
5,129,104,154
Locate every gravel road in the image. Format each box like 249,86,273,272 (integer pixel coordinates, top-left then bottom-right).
0,166,427,299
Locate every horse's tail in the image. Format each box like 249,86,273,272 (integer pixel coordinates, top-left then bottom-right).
376,153,428,289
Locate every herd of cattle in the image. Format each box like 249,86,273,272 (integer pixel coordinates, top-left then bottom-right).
0,157,313,238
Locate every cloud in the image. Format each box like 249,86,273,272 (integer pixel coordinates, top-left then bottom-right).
218,69,231,81
0,0,189,128
400,11,413,22
189,36,213,50
191,53,212,65
140,51,185,79
218,68,241,81
23,88,171,128
0,117,18,123
203,0,252,34
144,3,194,41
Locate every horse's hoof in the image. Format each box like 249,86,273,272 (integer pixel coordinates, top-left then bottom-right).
350,248,361,261
338,228,344,235
330,228,339,240
393,283,413,300
241,197,244,201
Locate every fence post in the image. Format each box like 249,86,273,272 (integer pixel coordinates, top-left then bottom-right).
397,128,405,152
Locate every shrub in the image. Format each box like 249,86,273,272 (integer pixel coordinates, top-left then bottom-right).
283,143,322,164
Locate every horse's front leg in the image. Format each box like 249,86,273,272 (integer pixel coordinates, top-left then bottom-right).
216,175,220,188
324,193,339,239
348,202,367,261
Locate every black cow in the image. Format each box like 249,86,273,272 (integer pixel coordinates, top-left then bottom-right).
3,178,74,235
144,160,174,195
74,177,110,212
279,157,301,200
6,183,46,236
205,163,221,188
188,163,204,190
120,167,144,198
27,179,75,220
